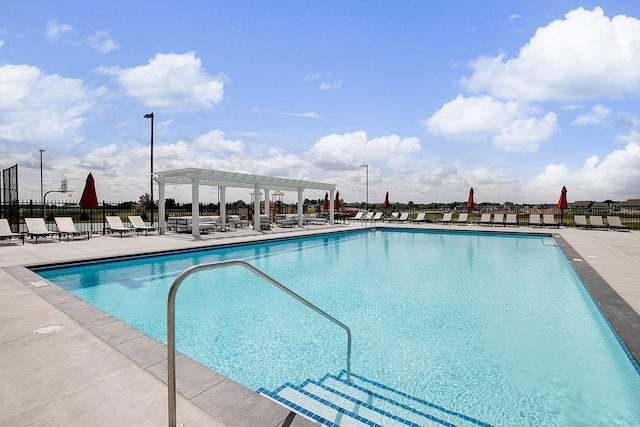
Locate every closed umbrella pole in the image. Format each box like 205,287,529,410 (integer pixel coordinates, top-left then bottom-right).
557,186,568,226
79,173,99,234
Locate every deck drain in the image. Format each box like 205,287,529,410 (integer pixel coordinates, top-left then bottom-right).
34,324,64,334
31,280,49,287
573,258,583,262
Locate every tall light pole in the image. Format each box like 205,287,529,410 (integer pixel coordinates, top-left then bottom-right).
144,113,154,225
40,148,47,217
360,164,368,212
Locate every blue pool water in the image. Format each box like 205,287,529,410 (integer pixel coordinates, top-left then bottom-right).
38,229,640,425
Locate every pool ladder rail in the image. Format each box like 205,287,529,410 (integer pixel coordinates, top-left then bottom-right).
166,259,352,427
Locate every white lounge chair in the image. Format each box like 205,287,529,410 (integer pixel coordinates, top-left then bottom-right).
410,212,426,223
529,214,543,227
128,215,157,235
371,212,383,221
574,215,590,229
492,213,505,226
0,218,24,244
478,213,492,226
438,212,453,224
55,217,90,240
505,214,518,227
607,216,630,232
396,212,409,223
352,212,365,221
25,218,60,243
455,213,468,224
106,216,135,237
543,214,559,228
589,215,607,230
386,212,400,222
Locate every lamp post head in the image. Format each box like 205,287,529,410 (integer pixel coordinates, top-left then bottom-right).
144,113,154,119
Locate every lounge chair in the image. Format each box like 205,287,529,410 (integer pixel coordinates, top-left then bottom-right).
386,212,400,222
455,213,468,224
410,212,426,223
543,215,559,228
227,215,244,228
478,213,492,226
505,214,518,227
0,218,24,244
25,218,61,243
276,214,297,228
352,212,365,221
439,212,453,224
607,216,630,232
105,216,135,237
128,215,157,235
55,217,90,240
589,215,607,230
492,213,505,226
371,212,383,221
574,215,590,229
260,214,271,230
396,212,409,223
529,214,543,227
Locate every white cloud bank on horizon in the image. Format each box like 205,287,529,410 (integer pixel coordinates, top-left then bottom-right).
97,52,225,113
462,7,640,102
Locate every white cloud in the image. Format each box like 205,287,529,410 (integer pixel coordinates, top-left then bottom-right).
281,111,319,118
509,14,521,20
97,52,224,113
304,72,321,81
46,20,72,41
571,104,611,125
87,31,119,53
0,41,4,48
319,80,343,90
462,7,640,101
424,95,558,152
192,130,245,155
306,131,420,171
0,64,99,145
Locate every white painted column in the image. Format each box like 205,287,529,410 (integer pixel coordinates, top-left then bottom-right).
158,181,166,235
191,178,200,239
330,189,335,225
264,189,270,221
297,188,304,227
219,186,226,223
254,183,261,231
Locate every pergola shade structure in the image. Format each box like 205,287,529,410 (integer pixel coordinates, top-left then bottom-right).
154,168,337,237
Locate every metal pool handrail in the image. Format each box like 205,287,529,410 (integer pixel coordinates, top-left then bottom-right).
166,259,352,427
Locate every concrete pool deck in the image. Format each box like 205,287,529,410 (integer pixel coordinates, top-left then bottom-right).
1,222,639,426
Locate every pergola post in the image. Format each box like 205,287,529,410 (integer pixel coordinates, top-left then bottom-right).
219,186,226,223
297,188,304,227
158,182,165,234
253,183,261,231
191,178,200,239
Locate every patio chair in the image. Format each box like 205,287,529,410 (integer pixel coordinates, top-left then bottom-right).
574,215,591,229
227,215,243,228
128,215,157,235
55,217,90,240
0,218,24,244
25,218,61,243
589,215,607,230
352,212,365,221
371,212,383,221
478,213,492,226
438,212,453,224
105,216,135,237
607,216,630,232
410,212,426,223
455,213,469,224
529,214,543,227
505,214,518,227
543,214,559,228
386,212,400,222
492,213,505,226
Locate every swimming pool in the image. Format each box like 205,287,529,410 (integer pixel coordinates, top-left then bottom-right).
38,229,640,425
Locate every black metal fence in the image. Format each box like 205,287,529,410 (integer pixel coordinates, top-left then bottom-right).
3,199,640,233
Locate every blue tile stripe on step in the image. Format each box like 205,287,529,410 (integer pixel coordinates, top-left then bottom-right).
336,371,492,427
260,383,383,427
257,387,338,427
309,379,450,427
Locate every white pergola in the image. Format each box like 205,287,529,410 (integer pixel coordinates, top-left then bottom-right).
153,168,337,238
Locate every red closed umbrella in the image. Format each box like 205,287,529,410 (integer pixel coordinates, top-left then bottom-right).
323,192,329,211
557,186,568,226
79,173,99,235
334,190,340,210
383,192,390,210
467,187,475,212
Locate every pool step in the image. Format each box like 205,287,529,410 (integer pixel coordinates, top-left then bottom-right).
259,371,489,427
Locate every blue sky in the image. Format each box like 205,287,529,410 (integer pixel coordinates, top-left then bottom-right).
2,1,640,205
